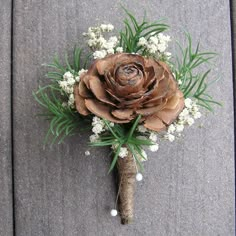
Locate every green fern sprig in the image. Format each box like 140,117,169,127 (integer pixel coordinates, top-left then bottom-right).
34,47,90,144
119,8,169,53
90,115,154,173
33,87,84,144
173,33,221,111
45,47,86,81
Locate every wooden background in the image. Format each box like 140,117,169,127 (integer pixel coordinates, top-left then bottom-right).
0,0,235,235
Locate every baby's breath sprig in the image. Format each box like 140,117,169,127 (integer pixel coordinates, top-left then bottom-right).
41,47,88,98
83,24,120,59
90,115,154,173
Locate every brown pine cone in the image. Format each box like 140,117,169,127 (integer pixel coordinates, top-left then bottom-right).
74,53,184,131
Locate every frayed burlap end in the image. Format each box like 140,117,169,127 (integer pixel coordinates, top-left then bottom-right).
116,149,136,224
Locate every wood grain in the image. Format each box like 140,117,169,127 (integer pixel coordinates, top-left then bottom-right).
12,0,234,235
0,0,13,235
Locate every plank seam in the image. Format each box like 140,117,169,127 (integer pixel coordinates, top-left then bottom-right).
228,0,236,229
11,0,16,235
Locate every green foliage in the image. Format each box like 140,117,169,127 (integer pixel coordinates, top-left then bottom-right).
173,33,221,111
90,115,154,173
119,8,169,53
45,47,88,82
33,87,83,144
34,47,89,144
34,9,221,175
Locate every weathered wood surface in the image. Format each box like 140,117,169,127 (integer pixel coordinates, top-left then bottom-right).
231,0,236,105
0,1,13,236
12,0,234,235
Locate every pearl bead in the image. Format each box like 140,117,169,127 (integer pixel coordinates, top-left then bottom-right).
110,209,118,217
136,173,143,181
85,150,90,156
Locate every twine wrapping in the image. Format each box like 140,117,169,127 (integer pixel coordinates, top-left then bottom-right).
116,148,137,224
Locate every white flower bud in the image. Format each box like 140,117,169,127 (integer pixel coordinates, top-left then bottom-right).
149,144,159,152
168,124,176,133
187,117,195,126
107,48,114,54
184,98,193,108
178,80,182,85
63,71,73,80
85,150,90,156
149,132,158,142
137,125,147,133
78,69,88,76
107,24,114,31
92,123,104,134
93,50,107,59
116,47,123,53
165,133,175,142
75,76,80,82
175,124,184,132
90,134,99,143
193,112,201,119
149,36,159,45
67,77,75,86
137,37,147,46
118,147,129,158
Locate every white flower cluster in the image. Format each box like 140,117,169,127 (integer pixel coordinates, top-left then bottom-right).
91,115,136,159
110,143,129,159
135,98,201,155
59,71,76,94
78,68,88,78
138,33,171,58
91,116,106,134
89,100,200,160
137,126,159,154
111,144,148,160
118,147,129,158
90,116,115,143
58,69,87,108
164,98,201,141
83,24,123,59
89,103,200,161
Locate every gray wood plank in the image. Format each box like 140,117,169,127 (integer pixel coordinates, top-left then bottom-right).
13,0,234,235
0,0,13,235
231,0,236,102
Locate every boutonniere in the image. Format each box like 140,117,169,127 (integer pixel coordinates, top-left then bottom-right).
34,8,220,224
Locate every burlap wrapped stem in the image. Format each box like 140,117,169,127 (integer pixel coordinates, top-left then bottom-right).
74,53,184,223
116,147,136,224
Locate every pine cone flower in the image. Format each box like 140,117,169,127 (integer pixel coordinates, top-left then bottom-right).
74,53,184,131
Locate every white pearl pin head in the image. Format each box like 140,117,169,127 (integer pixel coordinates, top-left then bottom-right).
136,173,143,181
110,209,118,217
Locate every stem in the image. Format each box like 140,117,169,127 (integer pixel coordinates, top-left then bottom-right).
116,147,136,224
